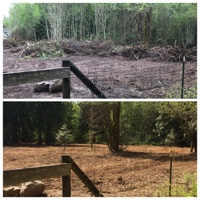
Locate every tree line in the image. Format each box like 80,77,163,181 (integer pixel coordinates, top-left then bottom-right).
3,102,197,152
4,3,197,47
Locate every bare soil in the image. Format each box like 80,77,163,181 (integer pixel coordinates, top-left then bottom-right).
3,48,197,99
3,144,197,197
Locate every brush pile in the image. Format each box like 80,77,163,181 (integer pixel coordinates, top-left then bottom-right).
4,38,197,62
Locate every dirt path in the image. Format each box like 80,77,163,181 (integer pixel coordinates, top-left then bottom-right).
3,49,197,99
3,144,197,197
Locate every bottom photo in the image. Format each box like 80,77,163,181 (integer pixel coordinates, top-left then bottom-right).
3,101,197,197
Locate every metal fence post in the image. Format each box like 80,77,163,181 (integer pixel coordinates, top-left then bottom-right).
181,56,185,98
169,152,173,197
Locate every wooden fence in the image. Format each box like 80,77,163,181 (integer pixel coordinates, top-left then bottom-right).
3,155,103,197
3,60,106,98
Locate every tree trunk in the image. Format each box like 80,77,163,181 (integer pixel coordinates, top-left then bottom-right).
107,102,121,152
143,7,152,49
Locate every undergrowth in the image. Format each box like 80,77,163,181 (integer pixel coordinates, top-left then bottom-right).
156,172,197,197
166,83,197,99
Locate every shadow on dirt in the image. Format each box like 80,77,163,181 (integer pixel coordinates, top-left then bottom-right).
4,143,95,148
114,150,197,162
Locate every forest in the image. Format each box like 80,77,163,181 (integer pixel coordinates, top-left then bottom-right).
4,3,197,47
3,102,197,152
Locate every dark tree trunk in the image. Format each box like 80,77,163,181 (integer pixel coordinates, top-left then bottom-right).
107,102,121,152
190,125,197,153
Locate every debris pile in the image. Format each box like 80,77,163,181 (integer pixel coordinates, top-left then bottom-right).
4,38,197,62
121,46,149,60
3,38,26,49
149,46,196,62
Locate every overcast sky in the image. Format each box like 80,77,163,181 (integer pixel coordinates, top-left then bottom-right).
2,2,11,17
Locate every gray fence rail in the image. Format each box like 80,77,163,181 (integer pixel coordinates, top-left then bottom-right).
3,60,107,99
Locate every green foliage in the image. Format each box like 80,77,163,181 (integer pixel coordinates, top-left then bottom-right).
156,172,197,197
3,17,10,28
9,3,42,40
166,83,197,99
6,3,196,46
151,3,197,47
56,124,75,150
3,102,197,149
121,102,160,145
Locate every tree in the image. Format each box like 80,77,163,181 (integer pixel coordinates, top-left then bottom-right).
45,3,66,40
56,124,75,151
105,102,121,152
8,3,41,40
156,102,197,151
6,3,197,46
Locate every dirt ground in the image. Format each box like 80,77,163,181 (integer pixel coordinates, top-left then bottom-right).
3,144,197,197
3,48,197,99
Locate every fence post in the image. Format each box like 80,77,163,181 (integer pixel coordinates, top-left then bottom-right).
62,60,70,98
181,56,185,98
169,152,173,197
61,155,71,197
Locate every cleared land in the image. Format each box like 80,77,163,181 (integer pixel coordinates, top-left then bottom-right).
3,144,197,197
3,41,197,99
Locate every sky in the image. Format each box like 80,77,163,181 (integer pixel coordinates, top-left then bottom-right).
2,2,12,18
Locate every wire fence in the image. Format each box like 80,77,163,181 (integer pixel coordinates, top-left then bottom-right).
69,57,197,99
3,56,197,99
68,147,196,197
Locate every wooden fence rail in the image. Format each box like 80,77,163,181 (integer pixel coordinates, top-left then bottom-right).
3,68,70,86
3,155,103,197
3,163,71,186
3,60,106,98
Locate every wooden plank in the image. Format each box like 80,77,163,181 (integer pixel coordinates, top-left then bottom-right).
3,163,71,186
3,68,70,86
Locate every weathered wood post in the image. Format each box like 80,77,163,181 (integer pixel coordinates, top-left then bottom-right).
61,156,71,197
62,60,70,98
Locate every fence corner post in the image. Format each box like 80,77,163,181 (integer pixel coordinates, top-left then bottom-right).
61,155,71,197
62,60,70,99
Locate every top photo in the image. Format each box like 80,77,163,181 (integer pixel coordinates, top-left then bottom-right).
3,3,197,99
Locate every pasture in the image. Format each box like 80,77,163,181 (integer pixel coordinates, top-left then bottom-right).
3,144,197,197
